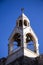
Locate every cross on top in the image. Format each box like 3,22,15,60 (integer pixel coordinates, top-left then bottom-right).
21,8,24,13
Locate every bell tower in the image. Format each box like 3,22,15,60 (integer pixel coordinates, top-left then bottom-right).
6,10,39,65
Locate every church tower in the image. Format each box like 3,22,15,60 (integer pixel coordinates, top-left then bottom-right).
6,10,39,65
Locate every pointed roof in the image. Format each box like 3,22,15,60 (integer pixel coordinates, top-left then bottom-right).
17,13,30,24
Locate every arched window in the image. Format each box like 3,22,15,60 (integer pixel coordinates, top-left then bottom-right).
13,33,21,50
24,20,27,26
19,20,22,27
26,33,35,52
27,41,34,51
13,41,18,50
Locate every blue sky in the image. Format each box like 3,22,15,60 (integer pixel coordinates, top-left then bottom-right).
0,0,43,58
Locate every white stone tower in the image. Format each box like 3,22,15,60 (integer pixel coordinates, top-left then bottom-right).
6,10,39,65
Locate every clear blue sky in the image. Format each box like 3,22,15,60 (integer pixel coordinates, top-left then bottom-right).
0,0,43,58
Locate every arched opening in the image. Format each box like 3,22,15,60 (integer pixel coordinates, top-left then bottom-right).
24,20,27,26
19,20,22,27
27,41,34,51
13,41,18,50
26,33,35,52
13,33,21,50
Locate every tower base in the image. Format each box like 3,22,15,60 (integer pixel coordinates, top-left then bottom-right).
6,47,39,65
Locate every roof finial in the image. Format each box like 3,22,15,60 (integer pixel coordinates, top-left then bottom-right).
21,8,24,13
